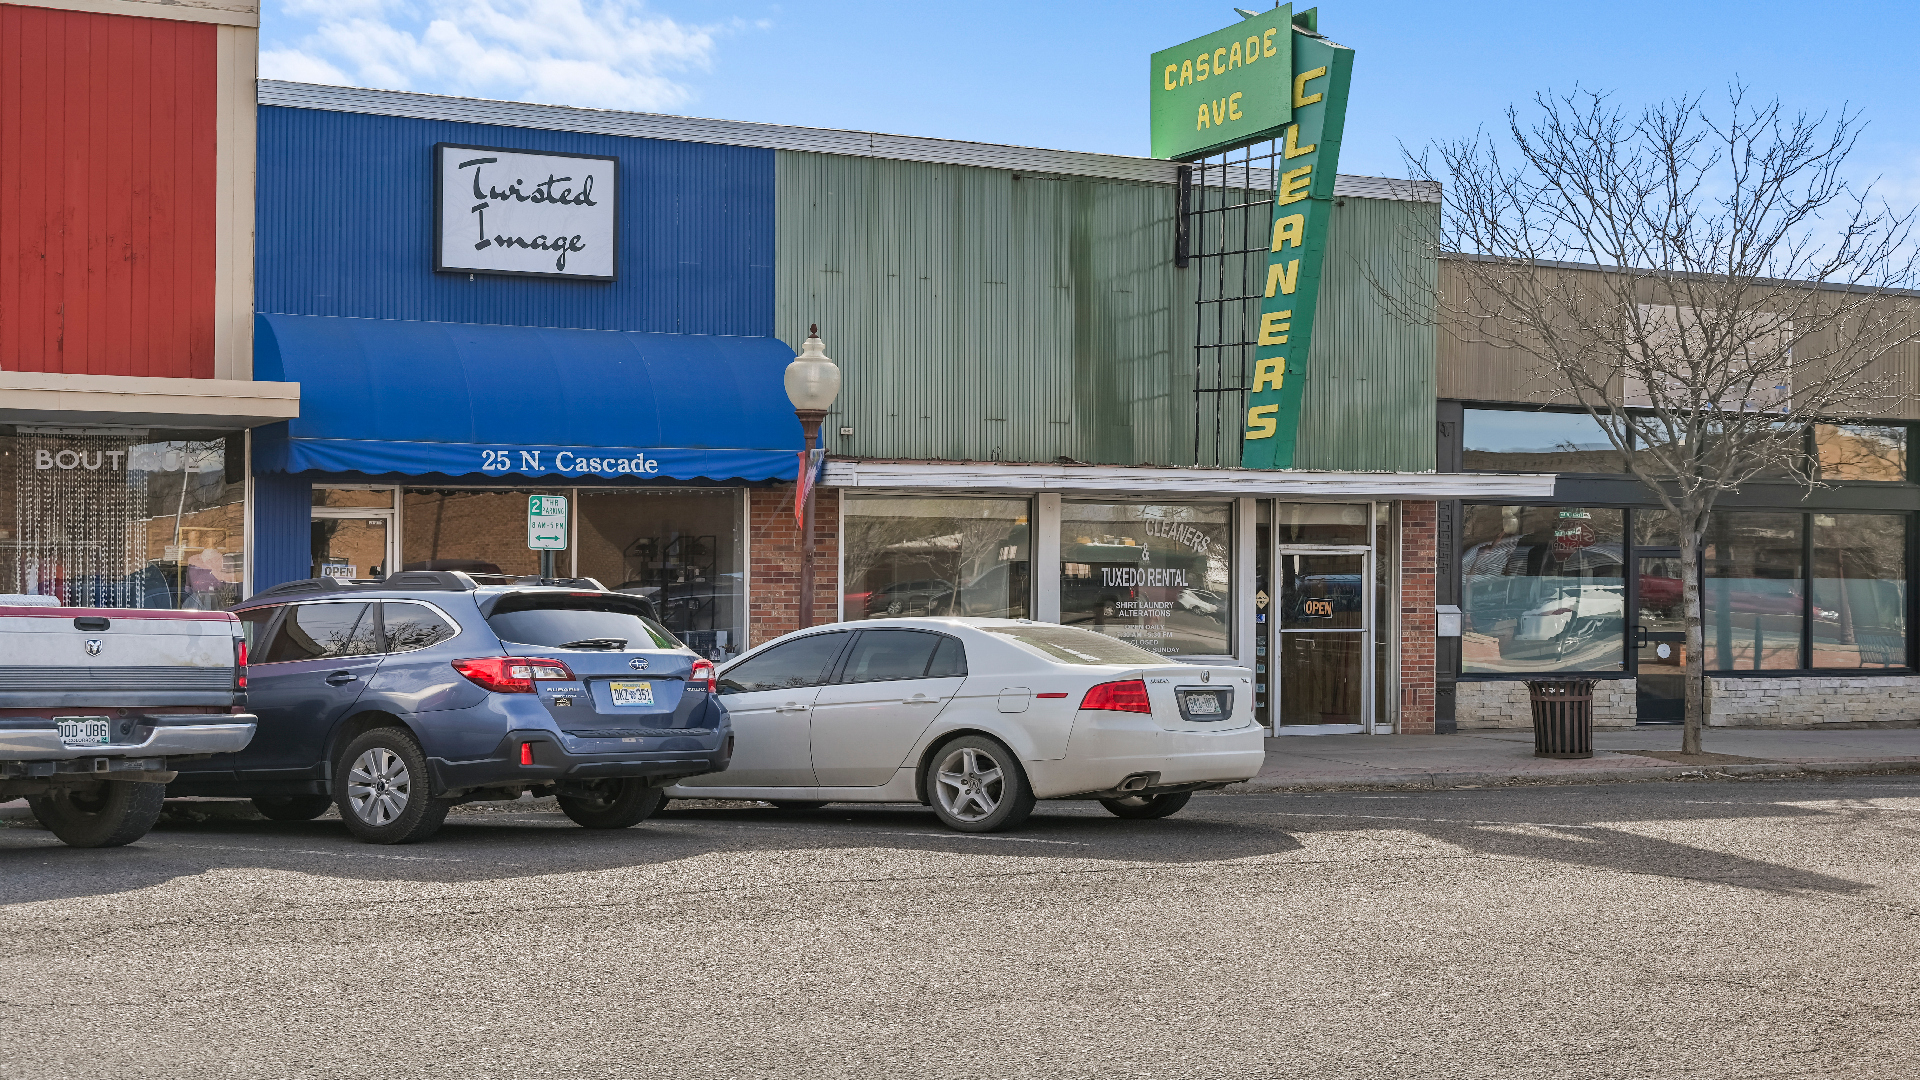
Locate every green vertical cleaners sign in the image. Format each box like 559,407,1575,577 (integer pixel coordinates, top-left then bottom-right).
1240,25,1353,469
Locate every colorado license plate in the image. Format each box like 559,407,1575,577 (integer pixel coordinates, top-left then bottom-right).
1180,691,1222,716
57,716,112,746
609,681,655,707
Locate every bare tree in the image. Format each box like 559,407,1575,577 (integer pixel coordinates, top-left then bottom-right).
1402,85,1920,753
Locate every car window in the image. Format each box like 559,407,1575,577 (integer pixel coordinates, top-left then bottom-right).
486,594,678,650
983,624,1166,666
927,634,968,678
382,602,458,653
838,630,944,684
262,602,380,663
234,607,281,654
719,632,850,694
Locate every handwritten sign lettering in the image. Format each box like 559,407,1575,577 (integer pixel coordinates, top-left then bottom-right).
435,144,617,280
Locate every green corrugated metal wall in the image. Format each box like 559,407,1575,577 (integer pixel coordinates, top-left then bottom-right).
1292,195,1438,471
774,151,1435,472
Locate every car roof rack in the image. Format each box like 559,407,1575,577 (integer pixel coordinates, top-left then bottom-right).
376,570,479,592
464,574,607,590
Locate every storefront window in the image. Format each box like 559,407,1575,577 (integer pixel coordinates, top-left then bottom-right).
1463,409,1626,474
842,496,1030,620
402,490,546,577
573,489,743,661
1815,424,1907,481
1704,513,1804,670
1061,502,1231,657
0,430,244,609
1810,514,1907,669
1274,502,1368,544
1460,505,1626,673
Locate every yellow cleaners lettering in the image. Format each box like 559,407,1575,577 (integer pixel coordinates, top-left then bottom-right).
1240,22,1354,470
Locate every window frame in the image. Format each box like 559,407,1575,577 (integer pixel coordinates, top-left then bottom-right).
256,599,382,665
1454,503,1915,680
377,599,464,655
826,628,967,685
717,629,856,695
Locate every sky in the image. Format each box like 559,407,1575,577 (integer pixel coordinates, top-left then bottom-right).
259,1,1920,201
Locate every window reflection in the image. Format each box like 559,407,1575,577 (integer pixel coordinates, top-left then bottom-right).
1463,410,1625,473
1815,424,1907,482
1810,514,1907,669
1460,505,1625,672
843,497,1030,620
1061,502,1231,657
0,433,244,609
1704,513,1804,670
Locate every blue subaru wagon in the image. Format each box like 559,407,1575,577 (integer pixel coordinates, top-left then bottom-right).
172,570,732,844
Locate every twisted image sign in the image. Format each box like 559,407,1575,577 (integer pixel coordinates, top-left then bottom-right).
435,144,617,280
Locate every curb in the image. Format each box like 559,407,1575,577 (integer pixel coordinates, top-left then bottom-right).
1225,758,1920,794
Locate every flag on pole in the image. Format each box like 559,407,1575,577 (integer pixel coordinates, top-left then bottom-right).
793,448,825,526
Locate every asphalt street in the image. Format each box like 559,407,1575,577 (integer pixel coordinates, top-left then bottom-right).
4,778,1919,1079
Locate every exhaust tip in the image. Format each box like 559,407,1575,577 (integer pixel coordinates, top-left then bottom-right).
1119,773,1153,792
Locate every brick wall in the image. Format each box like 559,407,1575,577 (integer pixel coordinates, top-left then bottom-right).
1456,679,1639,729
748,486,839,647
1398,501,1437,734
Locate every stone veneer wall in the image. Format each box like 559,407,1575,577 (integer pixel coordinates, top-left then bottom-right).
747,486,839,649
1455,679,1638,729
1397,502,1437,734
1708,676,1920,727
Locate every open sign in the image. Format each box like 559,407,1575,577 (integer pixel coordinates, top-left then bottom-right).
1301,598,1335,618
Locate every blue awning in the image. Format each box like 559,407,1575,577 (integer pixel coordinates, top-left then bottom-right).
251,313,806,481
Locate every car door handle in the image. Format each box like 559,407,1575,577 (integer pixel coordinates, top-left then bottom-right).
774,703,809,713
903,694,939,705
325,671,359,685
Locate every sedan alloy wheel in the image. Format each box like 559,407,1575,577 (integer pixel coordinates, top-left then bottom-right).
927,735,1034,833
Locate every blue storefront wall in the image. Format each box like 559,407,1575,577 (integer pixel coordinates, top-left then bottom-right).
251,106,790,591
256,106,777,334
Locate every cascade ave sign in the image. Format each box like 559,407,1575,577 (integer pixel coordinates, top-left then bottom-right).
1149,5,1294,161
435,144,617,280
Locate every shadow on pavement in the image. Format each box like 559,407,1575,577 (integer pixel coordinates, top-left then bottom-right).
0,797,1304,905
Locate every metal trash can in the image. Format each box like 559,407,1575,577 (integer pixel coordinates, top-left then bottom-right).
1527,678,1594,759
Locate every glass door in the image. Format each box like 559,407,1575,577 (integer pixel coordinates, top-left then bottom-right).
311,511,395,583
1275,548,1371,732
1634,552,1686,724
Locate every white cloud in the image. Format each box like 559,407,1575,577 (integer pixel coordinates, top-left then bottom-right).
261,0,721,111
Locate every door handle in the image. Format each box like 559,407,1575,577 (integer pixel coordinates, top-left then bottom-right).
325,671,358,685
774,703,808,713
1634,625,1649,648
903,694,937,705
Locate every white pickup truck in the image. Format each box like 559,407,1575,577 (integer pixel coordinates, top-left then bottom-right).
1,597,257,847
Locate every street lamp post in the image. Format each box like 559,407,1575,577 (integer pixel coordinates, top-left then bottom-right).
785,325,841,629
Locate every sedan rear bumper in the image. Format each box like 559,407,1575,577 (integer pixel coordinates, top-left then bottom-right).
0,716,257,762
1031,714,1266,799
429,727,732,796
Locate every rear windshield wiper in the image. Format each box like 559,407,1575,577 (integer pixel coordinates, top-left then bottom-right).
558,637,628,650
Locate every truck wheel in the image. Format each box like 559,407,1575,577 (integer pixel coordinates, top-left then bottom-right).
29,780,165,848
556,779,665,828
252,795,334,822
333,728,449,844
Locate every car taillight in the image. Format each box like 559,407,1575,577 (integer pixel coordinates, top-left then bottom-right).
688,658,717,693
234,638,248,690
452,657,575,694
1081,679,1152,714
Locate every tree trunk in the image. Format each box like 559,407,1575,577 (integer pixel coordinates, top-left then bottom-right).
1680,523,1707,755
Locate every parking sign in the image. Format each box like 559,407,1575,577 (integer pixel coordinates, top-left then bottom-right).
527,495,568,550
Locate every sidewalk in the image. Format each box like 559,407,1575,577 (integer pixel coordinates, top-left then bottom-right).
1238,727,1920,792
